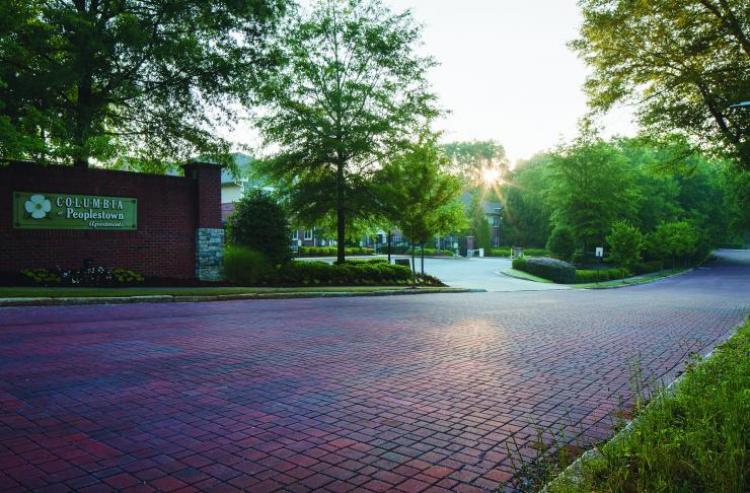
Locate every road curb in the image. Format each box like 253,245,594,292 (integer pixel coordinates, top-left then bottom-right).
0,288,485,307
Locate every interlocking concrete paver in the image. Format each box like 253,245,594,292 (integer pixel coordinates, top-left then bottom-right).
0,250,748,492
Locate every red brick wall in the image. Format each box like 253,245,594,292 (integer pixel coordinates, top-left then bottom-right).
0,162,216,279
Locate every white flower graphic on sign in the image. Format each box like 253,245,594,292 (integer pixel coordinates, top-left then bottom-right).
24,194,52,219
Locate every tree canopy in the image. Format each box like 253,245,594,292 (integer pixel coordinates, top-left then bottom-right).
499,136,747,255
443,140,509,186
0,0,288,169
573,0,750,170
255,0,438,263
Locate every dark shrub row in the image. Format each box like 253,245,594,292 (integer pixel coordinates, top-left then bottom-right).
298,246,374,256
224,247,444,287
513,256,576,284
574,268,629,284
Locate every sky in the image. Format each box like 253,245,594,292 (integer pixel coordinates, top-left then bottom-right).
382,0,637,165
230,0,638,166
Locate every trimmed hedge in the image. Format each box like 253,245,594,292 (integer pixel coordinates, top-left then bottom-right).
388,246,454,256
488,247,549,258
513,256,576,284
224,246,272,285
574,268,629,284
633,260,664,275
298,246,374,256
269,261,444,286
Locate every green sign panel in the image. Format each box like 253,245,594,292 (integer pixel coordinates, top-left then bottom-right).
13,191,137,230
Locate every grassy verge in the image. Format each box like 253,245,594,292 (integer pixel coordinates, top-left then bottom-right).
570,268,689,289
547,316,750,492
0,286,427,298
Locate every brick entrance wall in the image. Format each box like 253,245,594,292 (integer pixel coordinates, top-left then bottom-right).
0,161,223,280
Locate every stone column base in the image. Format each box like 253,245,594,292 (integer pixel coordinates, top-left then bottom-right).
196,228,224,281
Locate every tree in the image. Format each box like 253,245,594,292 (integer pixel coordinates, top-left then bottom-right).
255,0,437,264
546,225,576,262
374,139,464,280
606,221,644,270
443,140,509,186
0,0,287,169
548,138,638,250
227,190,292,266
646,221,701,268
467,192,492,251
500,154,555,247
573,0,750,171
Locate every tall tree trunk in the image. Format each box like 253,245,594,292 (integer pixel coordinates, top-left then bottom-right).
73,0,93,168
387,231,392,263
335,160,346,264
420,242,425,274
410,240,416,287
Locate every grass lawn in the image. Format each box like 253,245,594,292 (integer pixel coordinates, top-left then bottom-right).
547,316,750,492
0,285,435,298
571,268,689,289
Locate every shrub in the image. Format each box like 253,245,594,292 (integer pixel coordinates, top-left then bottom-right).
21,265,144,286
607,221,643,269
227,190,291,265
268,261,443,287
223,246,272,285
298,246,374,256
546,226,577,261
514,256,576,283
634,260,663,275
574,268,629,283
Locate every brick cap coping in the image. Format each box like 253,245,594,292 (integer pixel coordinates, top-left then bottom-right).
0,288,485,307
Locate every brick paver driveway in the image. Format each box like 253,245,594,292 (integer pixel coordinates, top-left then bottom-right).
1,250,749,492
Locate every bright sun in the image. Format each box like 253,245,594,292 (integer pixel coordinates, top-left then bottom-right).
481,167,500,186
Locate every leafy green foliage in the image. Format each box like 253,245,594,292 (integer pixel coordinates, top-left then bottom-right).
549,138,638,249
574,268,629,284
501,154,554,247
0,0,287,169
298,246,373,257
646,221,701,267
374,139,465,251
606,222,644,270
226,190,291,265
443,140,509,186
546,225,577,261
270,261,443,286
223,246,273,285
255,0,437,262
499,136,746,259
573,0,750,171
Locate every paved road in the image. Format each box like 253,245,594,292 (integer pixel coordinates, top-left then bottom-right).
0,250,748,492
419,257,567,292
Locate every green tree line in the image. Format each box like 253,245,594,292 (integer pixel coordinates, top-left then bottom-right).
501,136,749,265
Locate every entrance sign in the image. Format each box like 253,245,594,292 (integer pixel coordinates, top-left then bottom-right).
13,191,137,230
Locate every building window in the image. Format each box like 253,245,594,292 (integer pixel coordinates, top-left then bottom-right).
304,230,313,240
291,230,299,240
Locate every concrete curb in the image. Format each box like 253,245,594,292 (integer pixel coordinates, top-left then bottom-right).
0,288,485,307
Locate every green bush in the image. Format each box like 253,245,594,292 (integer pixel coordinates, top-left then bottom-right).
224,246,272,285
269,261,443,286
514,256,576,283
546,226,577,261
387,246,453,256
633,260,663,275
574,268,629,283
227,190,291,265
606,221,644,270
298,246,374,256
